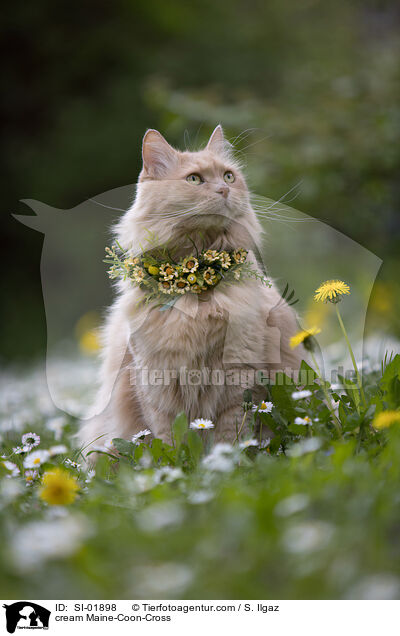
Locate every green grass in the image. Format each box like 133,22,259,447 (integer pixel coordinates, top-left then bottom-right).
1,354,400,600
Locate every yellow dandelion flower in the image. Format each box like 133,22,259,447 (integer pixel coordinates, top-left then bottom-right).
39,468,79,506
79,328,101,354
370,281,393,315
372,410,400,430
314,280,350,303
75,312,101,355
290,326,321,349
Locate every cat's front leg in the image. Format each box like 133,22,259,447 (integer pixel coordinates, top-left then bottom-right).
214,404,244,442
146,408,175,445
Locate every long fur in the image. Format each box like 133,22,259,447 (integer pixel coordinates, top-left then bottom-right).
79,126,303,455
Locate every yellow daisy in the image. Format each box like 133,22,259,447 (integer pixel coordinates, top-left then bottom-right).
290,326,321,349
232,248,248,264
182,256,199,273
203,268,218,285
218,250,232,269
158,280,174,294
372,410,400,430
314,280,350,303
159,263,178,280
187,273,197,284
203,249,219,263
39,468,79,506
174,278,190,294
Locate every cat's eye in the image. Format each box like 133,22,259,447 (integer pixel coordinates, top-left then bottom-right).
223,171,235,184
186,173,203,185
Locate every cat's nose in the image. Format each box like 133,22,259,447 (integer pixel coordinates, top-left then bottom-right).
216,183,229,198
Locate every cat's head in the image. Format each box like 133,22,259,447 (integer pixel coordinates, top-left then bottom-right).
119,126,261,249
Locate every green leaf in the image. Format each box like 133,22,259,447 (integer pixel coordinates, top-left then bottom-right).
299,359,318,386
172,412,188,448
134,444,144,462
380,354,400,408
339,375,360,410
150,438,164,463
288,423,309,436
269,436,282,454
187,430,204,466
112,438,135,456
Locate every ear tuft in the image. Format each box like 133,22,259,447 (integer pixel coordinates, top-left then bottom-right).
142,129,177,178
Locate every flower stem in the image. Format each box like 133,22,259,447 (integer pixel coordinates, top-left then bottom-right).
310,352,342,436
235,411,248,443
335,304,367,408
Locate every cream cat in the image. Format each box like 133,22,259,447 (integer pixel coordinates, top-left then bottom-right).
79,126,303,455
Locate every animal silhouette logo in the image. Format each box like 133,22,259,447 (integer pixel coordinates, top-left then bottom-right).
3,602,50,633
14,184,381,416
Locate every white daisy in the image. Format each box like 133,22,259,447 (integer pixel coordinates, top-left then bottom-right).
202,453,234,472
287,438,322,457
64,458,81,470
239,438,259,450
132,429,152,444
294,416,313,426
3,461,20,477
23,449,50,469
24,469,39,486
260,438,271,449
188,490,214,504
10,515,92,572
212,442,234,455
21,432,41,450
190,418,214,430
275,494,310,517
291,389,312,400
155,466,183,483
252,400,273,413
49,444,68,456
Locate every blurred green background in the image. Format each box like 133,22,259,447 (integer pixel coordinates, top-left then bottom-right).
2,0,399,363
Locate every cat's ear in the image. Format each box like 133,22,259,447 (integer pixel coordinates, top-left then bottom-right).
142,129,177,178
206,124,228,154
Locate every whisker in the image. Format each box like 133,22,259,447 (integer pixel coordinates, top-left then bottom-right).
89,198,128,212
238,134,273,153
229,129,257,146
251,180,303,207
